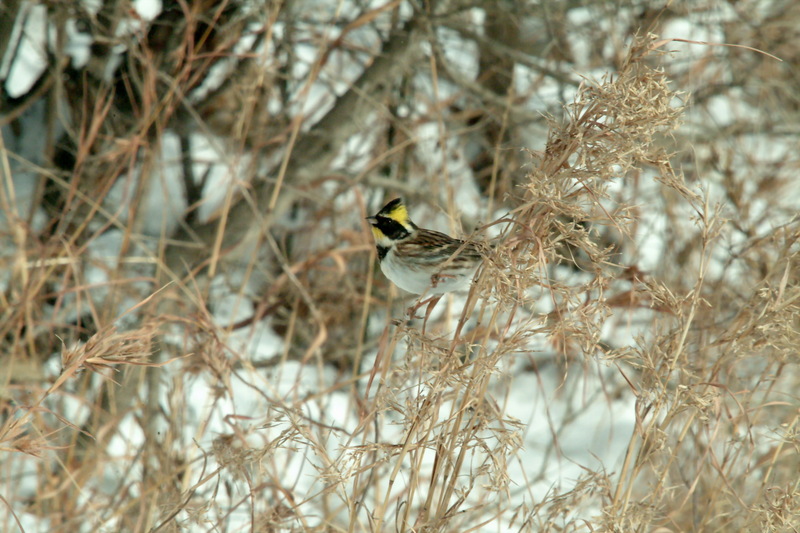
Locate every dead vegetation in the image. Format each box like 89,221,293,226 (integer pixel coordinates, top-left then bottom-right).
1,1,799,531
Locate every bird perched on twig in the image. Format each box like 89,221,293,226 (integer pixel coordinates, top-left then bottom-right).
366,198,484,327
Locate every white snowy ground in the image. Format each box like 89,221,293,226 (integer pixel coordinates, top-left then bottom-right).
1,1,796,531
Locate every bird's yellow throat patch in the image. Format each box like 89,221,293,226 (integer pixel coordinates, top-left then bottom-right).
371,226,387,241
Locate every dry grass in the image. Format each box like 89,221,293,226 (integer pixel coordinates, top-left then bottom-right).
1,1,799,532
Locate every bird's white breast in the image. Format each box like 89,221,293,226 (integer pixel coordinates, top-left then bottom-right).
380,248,475,295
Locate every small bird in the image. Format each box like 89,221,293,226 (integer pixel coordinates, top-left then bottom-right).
366,198,484,303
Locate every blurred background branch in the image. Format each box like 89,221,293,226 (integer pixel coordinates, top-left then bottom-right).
1,1,799,531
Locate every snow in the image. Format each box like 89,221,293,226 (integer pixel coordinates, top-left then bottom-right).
63,19,94,69
1,1,793,531
509,365,635,492
2,4,48,98
133,0,163,21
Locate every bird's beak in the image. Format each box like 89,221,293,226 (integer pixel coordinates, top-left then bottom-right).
365,216,377,225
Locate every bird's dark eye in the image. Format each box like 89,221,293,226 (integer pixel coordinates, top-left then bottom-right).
376,217,410,240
